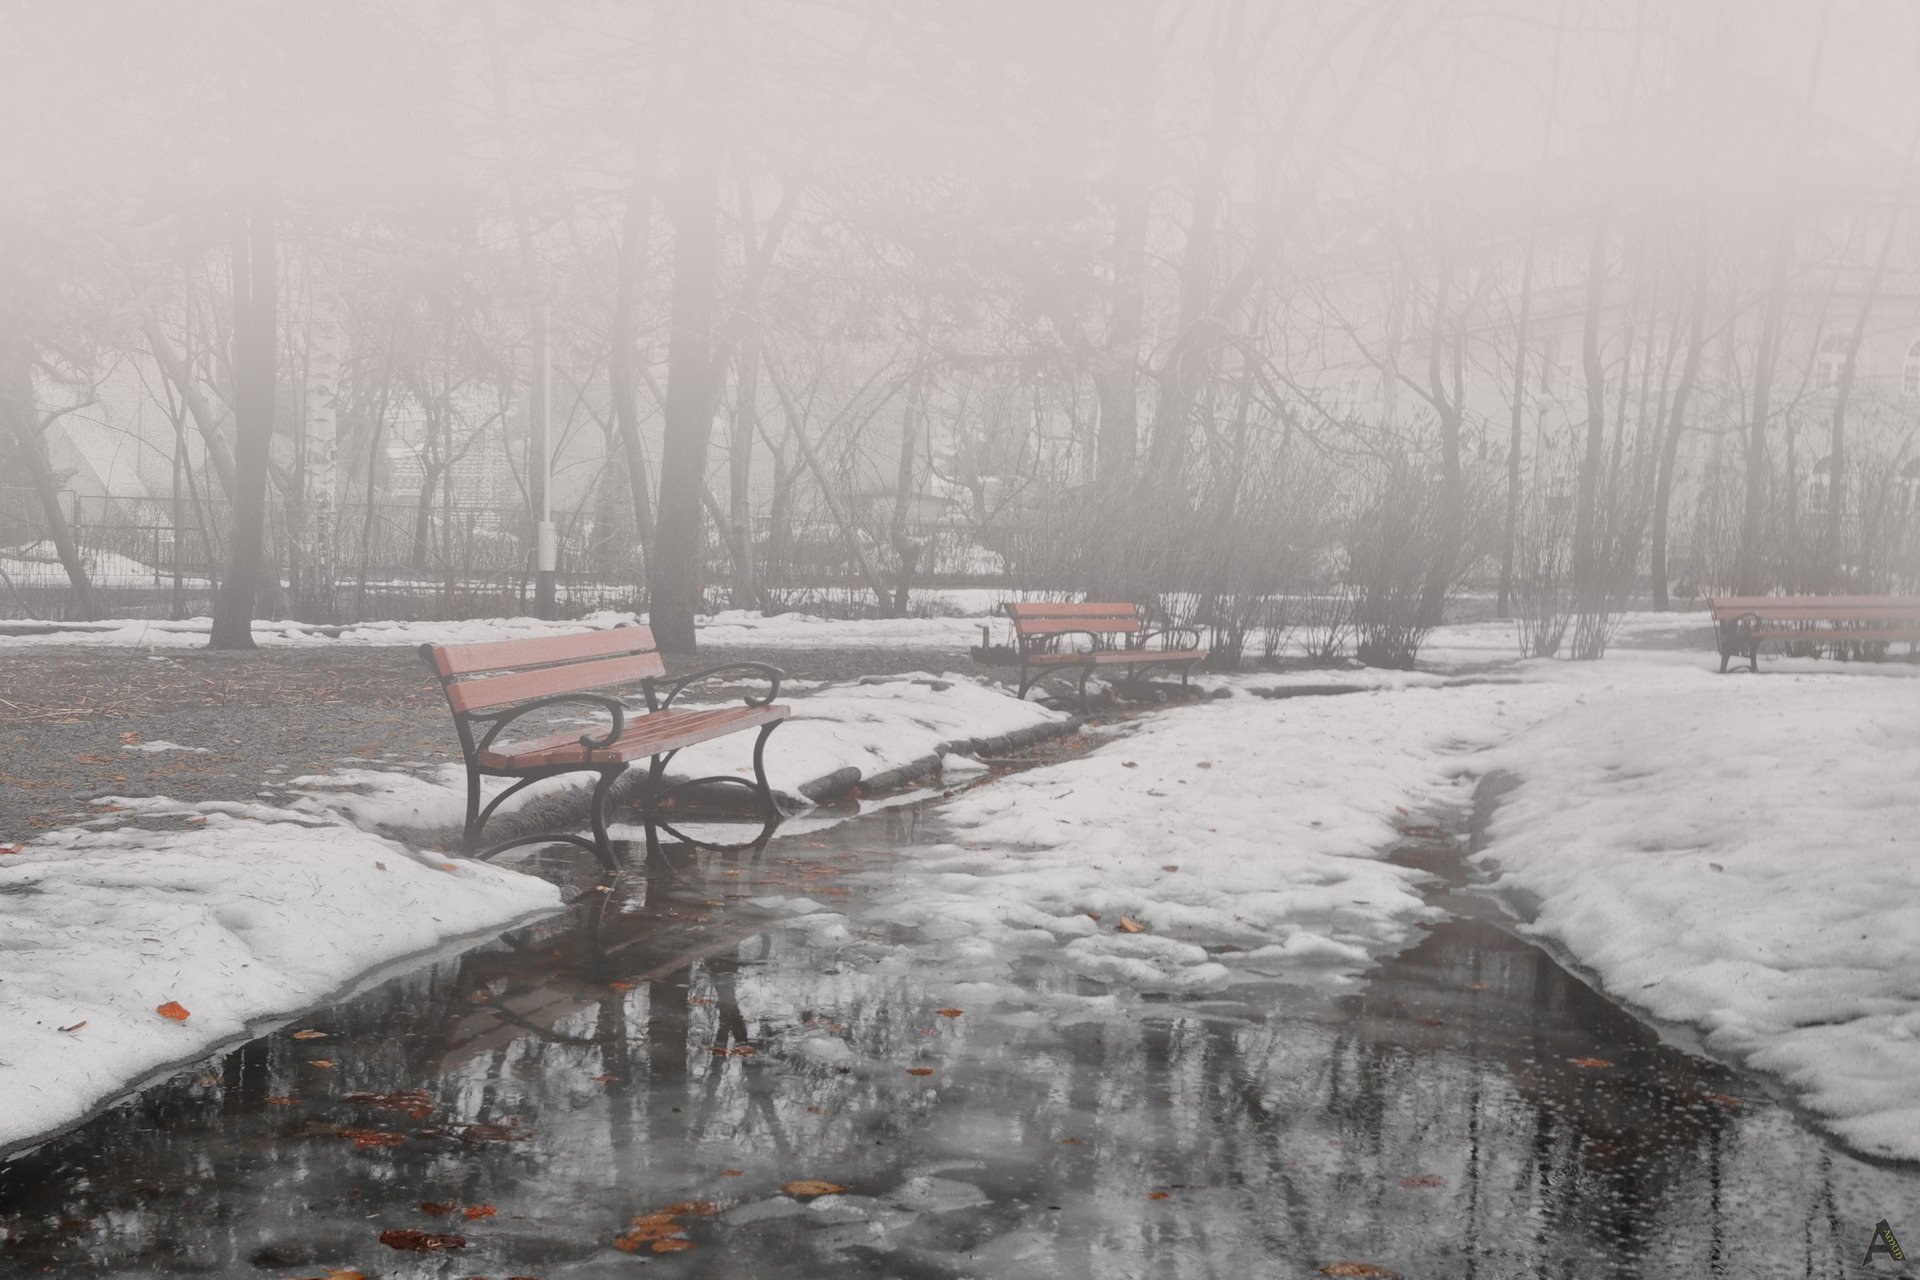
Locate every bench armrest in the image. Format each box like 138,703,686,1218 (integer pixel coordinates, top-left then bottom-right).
472,692,629,753
1136,626,1205,651
652,662,784,711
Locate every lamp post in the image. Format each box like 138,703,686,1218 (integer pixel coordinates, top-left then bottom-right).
531,300,556,617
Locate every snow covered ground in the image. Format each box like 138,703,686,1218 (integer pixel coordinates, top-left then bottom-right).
0,610,643,650
1474,659,1920,1161
0,801,561,1155
836,679,1581,994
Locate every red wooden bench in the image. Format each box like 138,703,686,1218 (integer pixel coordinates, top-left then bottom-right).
1003,601,1207,709
419,626,787,869
1710,595,1920,672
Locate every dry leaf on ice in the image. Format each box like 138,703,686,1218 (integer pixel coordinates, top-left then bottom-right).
781,1180,846,1198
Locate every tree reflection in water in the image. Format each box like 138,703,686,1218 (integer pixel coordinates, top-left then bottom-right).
0,805,1912,1278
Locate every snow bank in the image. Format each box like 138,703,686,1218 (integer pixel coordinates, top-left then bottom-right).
0,610,642,650
865,681,1577,993
695,609,987,650
0,606,999,653
671,674,1063,799
0,807,562,1154
1476,667,1920,1159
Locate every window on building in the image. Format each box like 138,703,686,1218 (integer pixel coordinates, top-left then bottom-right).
1815,335,1851,393
1806,454,1833,516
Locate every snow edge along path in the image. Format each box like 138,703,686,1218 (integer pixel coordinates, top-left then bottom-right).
0,805,564,1158
859,680,1581,994
1473,667,1920,1162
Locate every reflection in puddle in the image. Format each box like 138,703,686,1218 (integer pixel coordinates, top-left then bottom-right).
1,803,1913,1278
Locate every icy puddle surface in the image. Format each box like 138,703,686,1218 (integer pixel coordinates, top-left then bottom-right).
3,802,1919,1279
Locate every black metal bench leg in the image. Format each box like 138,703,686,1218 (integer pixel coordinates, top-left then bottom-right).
587,765,625,871
750,719,784,822
461,766,484,854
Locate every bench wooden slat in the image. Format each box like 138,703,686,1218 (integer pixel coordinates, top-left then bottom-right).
1010,617,1143,637
1024,648,1199,666
1751,628,1920,642
1004,602,1141,619
478,704,787,769
1710,597,1920,619
446,652,667,714
428,626,657,677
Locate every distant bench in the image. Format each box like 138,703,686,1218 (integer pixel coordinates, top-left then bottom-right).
420,626,787,868
1004,602,1207,709
1710,595,1920,672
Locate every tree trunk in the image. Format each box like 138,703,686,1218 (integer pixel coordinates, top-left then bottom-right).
0,346,97,619
210,200,277,650
1569,221,1610,602
727,338,760,609
144,313,237,501
1650,257,1709,609
888,364,929,617
1736,225,1793,595
650,142,722,652
299,289,343,620
1823,199,1906,588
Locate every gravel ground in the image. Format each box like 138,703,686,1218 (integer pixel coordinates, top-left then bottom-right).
0,643,1016,842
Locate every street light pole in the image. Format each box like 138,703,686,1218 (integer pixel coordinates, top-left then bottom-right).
531,299,556,617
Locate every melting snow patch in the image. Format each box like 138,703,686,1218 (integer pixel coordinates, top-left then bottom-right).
0,809,562,1154
1476,666,1920,1161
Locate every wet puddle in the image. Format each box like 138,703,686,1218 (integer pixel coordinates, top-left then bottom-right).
3,790,1917,1279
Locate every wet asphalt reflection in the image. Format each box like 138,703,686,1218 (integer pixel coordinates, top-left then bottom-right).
2,794,1916,1279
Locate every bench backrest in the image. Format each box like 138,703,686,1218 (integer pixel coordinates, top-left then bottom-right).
1003,601,1142,637
421,626,665,715
1709,595,1920,622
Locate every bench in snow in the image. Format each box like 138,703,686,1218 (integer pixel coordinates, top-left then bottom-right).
1710,595,1920,672
1004,602,1207,709
420,626,787,868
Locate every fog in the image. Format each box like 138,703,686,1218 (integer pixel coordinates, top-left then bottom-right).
0,1,1917,657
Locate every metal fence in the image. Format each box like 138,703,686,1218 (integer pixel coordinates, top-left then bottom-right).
0,489,1017,621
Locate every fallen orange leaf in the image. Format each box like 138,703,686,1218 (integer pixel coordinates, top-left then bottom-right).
378,1228,465,1252
340,1128,405,1149
1147,1191,1170,1200
718,1168,744,1177
609,981,636,992
1320,1265,1399,1279
308,1059,335,1069
291,1029,328,1040
419,1202,455,1217
652,1238,694,1253
156,1001,191,1022
461,1204,496,1220
781,1180,846,1197
1569,1057,1612,1069
906,1067,934,1077
58,1021,86,1033
659,1200,722,1217
1116,917,1145,933
265,1096,299,1106
935,1008,963,1018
